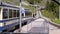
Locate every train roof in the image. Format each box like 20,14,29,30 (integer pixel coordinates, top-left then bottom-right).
0,2,32,12
0,2,20,9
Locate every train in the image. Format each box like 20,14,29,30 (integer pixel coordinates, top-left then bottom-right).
0,2,33,32
0,2,20,32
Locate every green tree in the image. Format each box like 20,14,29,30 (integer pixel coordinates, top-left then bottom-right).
27,0,41,4
46,0,59,19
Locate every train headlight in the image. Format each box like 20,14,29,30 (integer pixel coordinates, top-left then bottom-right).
0,23,4,27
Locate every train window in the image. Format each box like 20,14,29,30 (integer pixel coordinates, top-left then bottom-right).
22,13,24,16
9,9,12,18
17,10,19,17
13,10,16,17
25,12,32,17
3,9,9,19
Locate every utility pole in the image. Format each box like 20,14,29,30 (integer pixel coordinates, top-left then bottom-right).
34,0,36,17
0,0,2,4
0,0,1,4
19,0,22,33
59,0,60,20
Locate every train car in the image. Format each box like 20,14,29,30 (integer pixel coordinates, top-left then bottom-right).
0,2,20,32
0,2,34,32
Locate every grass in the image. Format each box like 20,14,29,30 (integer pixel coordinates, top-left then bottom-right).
41,10,56,19
52,18,60,24
41,10,60,24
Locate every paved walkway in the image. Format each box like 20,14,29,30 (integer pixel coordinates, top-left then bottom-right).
14,18,60,34
49,24,60,34
20,18,49,34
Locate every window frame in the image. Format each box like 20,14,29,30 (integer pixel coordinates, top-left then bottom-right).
16,10,19,17
3,8,9,19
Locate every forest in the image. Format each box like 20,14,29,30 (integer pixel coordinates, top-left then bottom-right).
42,0,60,24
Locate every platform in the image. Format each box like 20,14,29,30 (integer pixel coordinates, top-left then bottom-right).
20,18,49,34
